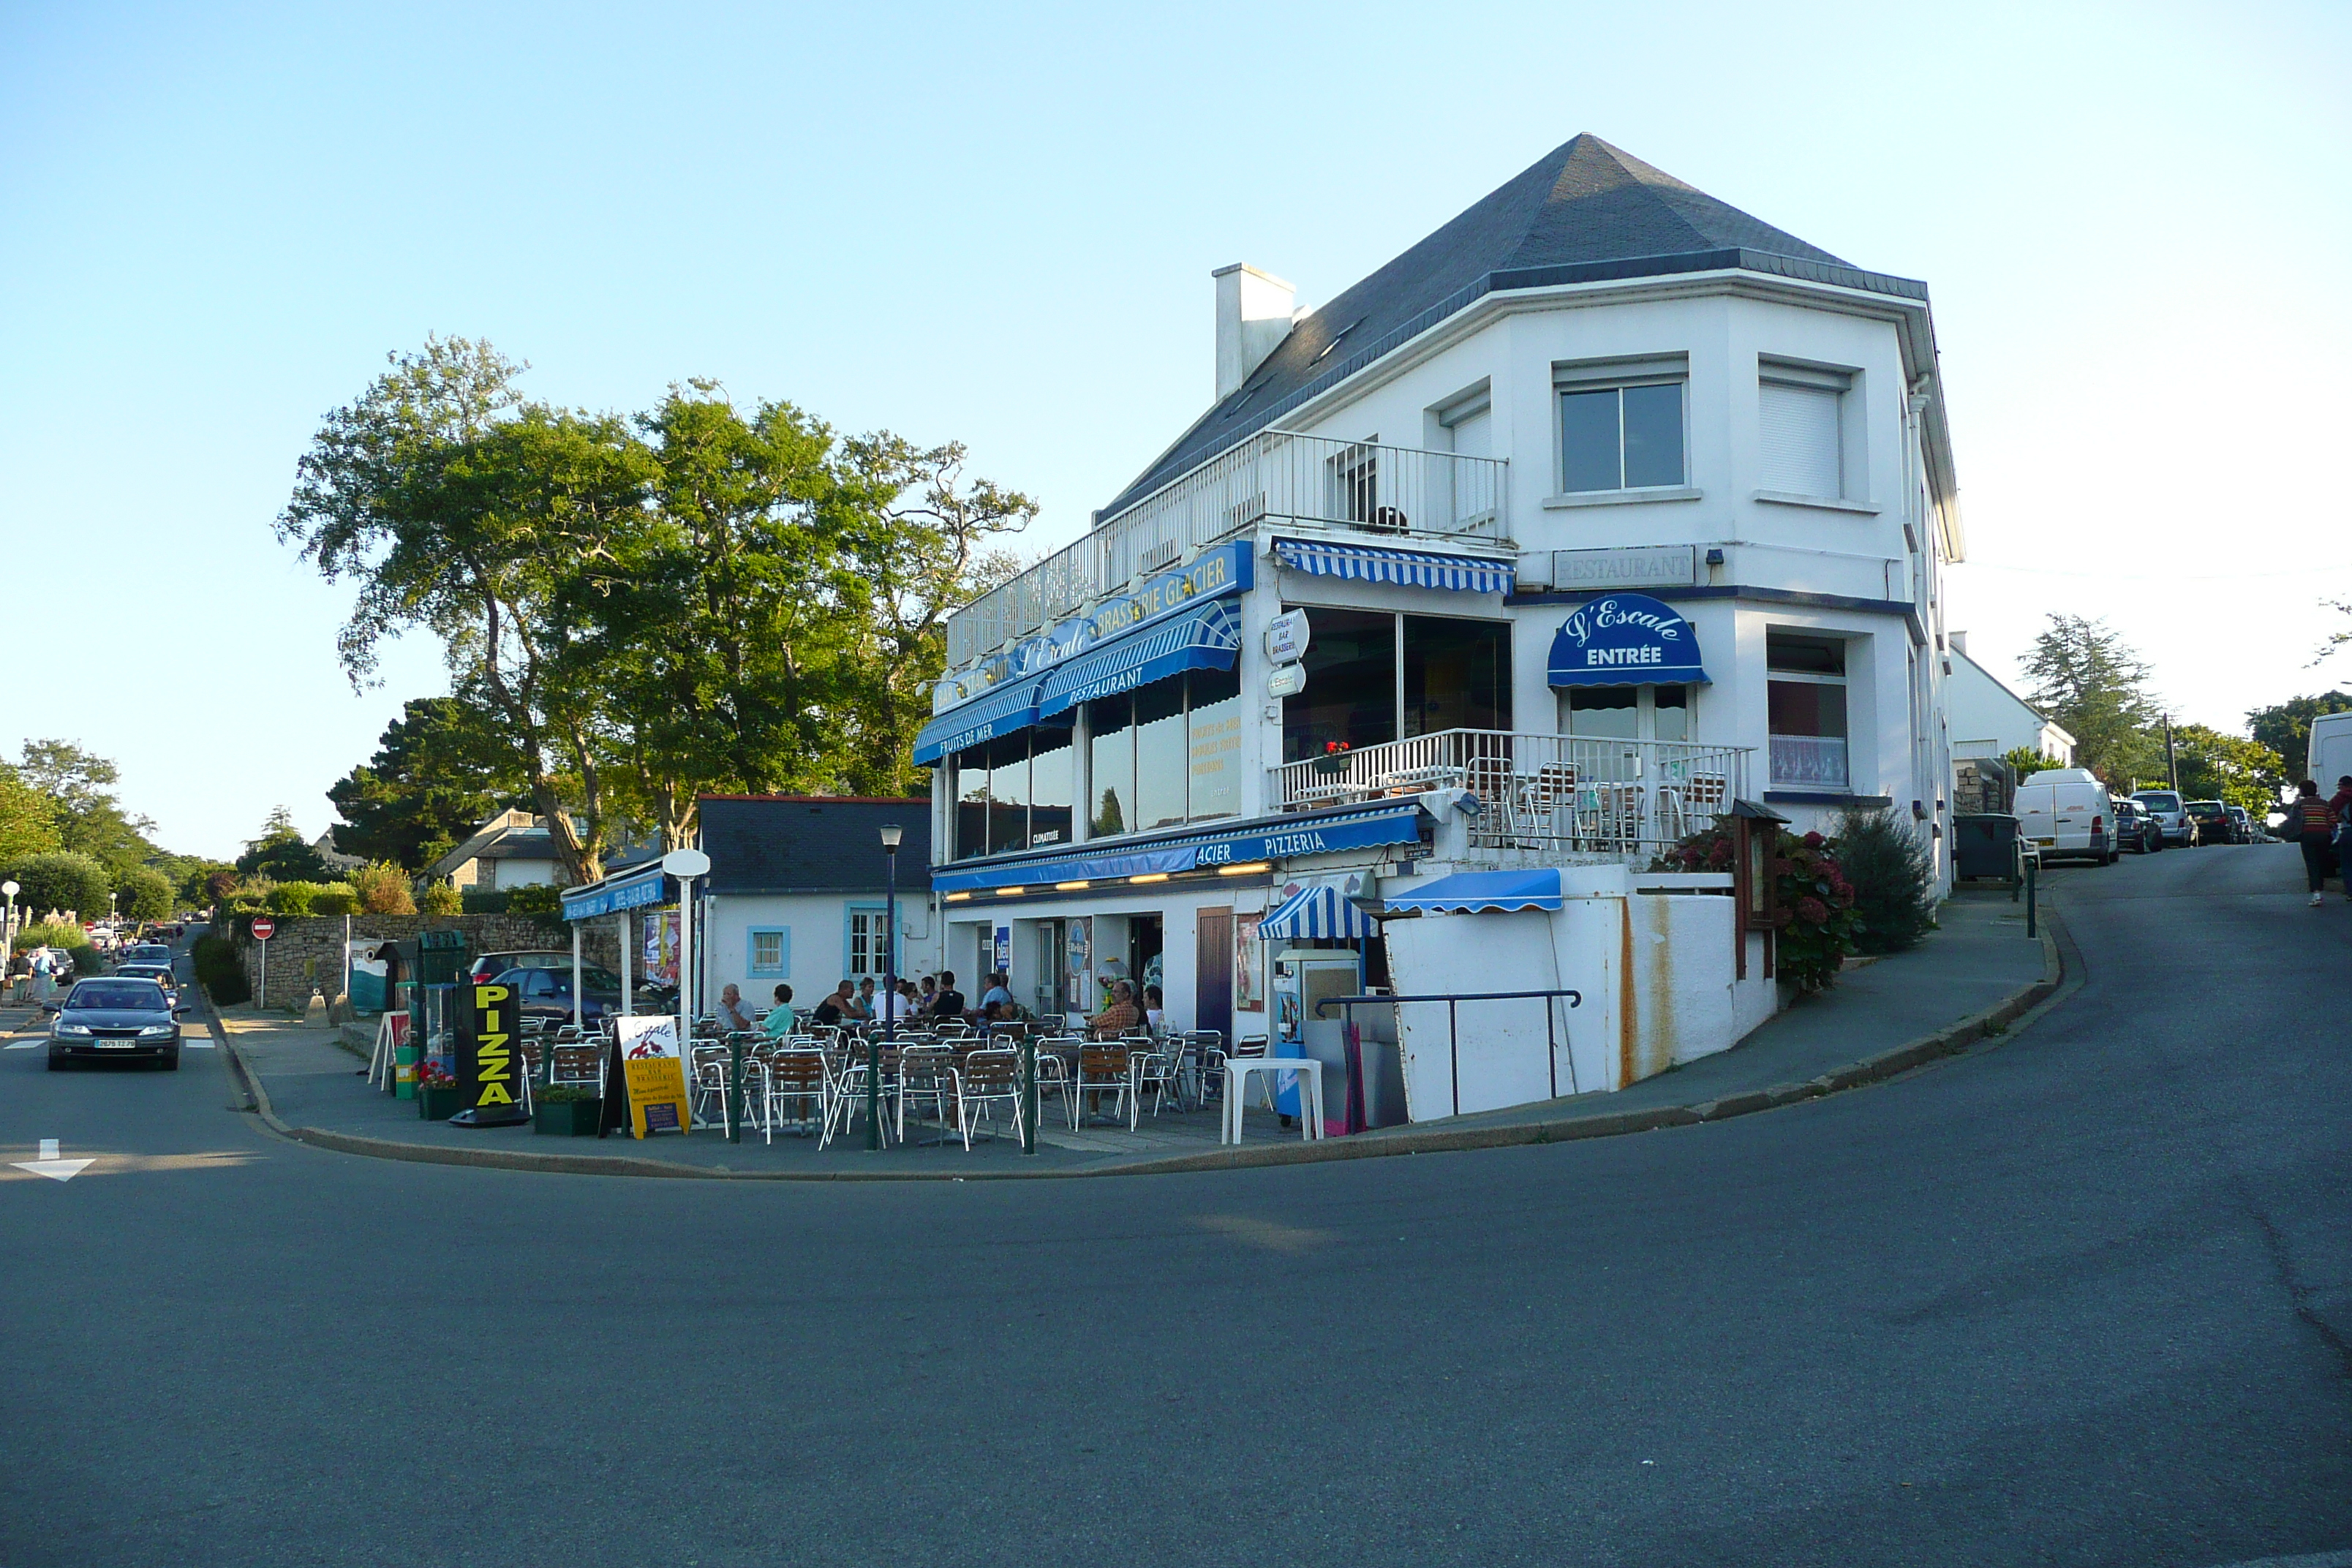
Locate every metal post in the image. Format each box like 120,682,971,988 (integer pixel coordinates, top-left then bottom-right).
1448,998,1460,1117
571,921,584,1032
1022,1033,1037,1156
258,930,267,1012
728,1034,744,1145
871,828,900,1153
2024,855,2038,939
2164,714,2178,793
619,908,633,1019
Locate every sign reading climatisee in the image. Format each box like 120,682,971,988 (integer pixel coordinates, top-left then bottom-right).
1263,609,1311,666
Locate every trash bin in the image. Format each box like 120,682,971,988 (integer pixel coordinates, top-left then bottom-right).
1952,813,2023,883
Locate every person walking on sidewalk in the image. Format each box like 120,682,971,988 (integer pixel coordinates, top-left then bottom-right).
2329,775,2352,895
2288,780,2337,905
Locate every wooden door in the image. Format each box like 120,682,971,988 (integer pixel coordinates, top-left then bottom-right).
1195,908,1234,1042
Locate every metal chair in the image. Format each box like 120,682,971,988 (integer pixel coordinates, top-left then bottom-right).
952,1048,1025,1150
1073,1044,1134,1130
763,1048,829,1144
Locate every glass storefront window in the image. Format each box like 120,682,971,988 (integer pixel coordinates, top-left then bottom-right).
1652,684,1689,742
1134,679,1188,830
952,746,990,862
1403,615,1509,735
1187,666,1243,821
1030,731,1074,847
1089,696,1133,837
987,732,1028,854
1282,607,1396,762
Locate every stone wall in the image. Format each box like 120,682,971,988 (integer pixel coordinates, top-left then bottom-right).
224,912,626,1010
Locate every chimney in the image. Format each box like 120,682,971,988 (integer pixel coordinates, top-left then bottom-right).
1949,630,1969,655
1213,264,1296,402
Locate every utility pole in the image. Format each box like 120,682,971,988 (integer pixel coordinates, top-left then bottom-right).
2164,713,2179,792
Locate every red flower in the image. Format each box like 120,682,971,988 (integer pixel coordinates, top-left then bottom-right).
1797,896,1829,924
1772,857,1796,878
1771,906,1795,927
1802,831,1826,849
1834,887,1855,908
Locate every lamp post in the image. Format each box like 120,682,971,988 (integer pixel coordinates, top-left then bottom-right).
3,881,17,975
870,824,902,1153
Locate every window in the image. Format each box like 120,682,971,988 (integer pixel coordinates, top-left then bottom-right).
1766,633,1850,790
1284,608,1512,761
845,906,888,980
1559,683,1690,741
952,745,990,861
1030,732,1073,847
1759,360,1852,498
1088,694,1134,837
1186,665,1244,821
1556,357,1686,492
1134,678,1188,830
748,927,791,978
1089,667,1246,839
1328,440,1381,526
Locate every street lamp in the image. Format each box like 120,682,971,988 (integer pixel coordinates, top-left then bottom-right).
870,824,903,1153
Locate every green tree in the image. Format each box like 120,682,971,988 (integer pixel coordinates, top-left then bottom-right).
15,740,159,875
0,764,61,866
2020,615,2166,785
2246,692,2352,785
1999,745,2057,780
327,695,523,871
10,851,110,921
2170,724,2285,812
117,867,175,922
236,807,333,883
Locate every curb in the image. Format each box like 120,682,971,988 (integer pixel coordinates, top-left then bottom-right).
206,914,2068,1183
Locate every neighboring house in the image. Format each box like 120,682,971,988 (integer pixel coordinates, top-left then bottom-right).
428,810,569,892
696,796,935,1006
1946,633,2075,765
311,830,366,873
909,134,1970,1111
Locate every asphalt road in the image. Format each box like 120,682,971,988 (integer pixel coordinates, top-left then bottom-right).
2,846,2346,1567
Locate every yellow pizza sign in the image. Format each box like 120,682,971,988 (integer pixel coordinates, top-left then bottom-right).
452,981,529,1127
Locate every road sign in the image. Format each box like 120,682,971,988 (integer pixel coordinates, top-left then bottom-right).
251,917,275,941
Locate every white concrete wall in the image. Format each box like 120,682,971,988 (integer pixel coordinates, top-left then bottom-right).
704,893,935,1006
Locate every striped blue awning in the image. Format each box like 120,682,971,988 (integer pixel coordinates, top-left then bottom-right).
1273,538,1515,594
1036,598,1242,720
1259,883,1373,941
913,678,1044,766
1382,868,1564,914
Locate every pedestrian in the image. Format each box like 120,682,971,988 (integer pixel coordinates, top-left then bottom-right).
2329,775,2352,893
30,947,56,1003
2288,780,2337,906
7,946,29,1003
761,984,796,1039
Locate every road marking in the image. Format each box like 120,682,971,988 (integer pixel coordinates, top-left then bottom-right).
12,1137,94,1183
3,1041,38,1051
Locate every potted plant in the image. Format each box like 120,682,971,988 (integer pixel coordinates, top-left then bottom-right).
532,1082,603,1137
417,1062,464,1122
1310,740,1354,777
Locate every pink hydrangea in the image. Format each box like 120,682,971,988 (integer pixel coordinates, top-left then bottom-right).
1796,896,1829,924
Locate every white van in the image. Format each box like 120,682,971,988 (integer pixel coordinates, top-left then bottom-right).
2016,767,2115,865
2307,712,2352,796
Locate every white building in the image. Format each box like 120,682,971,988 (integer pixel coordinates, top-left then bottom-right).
913,135,1966,1117
427,809,568,892
1945,633,2075,764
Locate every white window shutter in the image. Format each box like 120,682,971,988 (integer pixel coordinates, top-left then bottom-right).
1760,382,1841,497
1448,407,1491,461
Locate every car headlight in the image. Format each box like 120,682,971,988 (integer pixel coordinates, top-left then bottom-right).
56,1022,91,1036
139,1024,174,1037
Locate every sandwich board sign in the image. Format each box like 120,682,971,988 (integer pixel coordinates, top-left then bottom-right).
613,1014,691,1138
449,979,529,1126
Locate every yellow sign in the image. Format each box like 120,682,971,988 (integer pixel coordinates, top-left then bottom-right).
614,1016,691,1138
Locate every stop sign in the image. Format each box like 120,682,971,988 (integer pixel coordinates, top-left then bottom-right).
251,917,276,941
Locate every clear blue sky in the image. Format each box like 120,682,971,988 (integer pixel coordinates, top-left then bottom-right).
4,1,2347,859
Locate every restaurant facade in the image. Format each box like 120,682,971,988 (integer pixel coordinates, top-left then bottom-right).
911,135,1964,1115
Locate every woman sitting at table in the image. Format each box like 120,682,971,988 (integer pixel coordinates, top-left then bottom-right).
1087,979,1141,1038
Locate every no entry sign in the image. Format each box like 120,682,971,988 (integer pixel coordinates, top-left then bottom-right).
251,917,276,941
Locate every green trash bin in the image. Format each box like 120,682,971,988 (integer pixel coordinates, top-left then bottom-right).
1953,813,2022,884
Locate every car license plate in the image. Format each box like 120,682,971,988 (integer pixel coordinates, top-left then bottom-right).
2034,837,2057,847
95,1041,134,1049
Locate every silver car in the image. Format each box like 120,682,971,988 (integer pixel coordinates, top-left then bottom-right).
2132,789,2197,847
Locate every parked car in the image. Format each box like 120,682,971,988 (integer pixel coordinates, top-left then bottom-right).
465,950,576,986
2111,796,2163,853
495,963,627,1028
2185,799,2235,845
2016,768,2116,864
113,961,179,995
44,976,185,1069
2132,789,2198,847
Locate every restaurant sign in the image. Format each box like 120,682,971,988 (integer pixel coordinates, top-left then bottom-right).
932,541,1254,715
449,979,529,1126
1547,592,1711,687
614,1014,692,1138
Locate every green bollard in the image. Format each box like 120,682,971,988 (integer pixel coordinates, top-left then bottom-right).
728,1036,744,1144
2024,855,2038,939
1022,1034,1038,1156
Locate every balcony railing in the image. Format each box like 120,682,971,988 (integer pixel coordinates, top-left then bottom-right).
1272,729,1754,859
947,430,1509,667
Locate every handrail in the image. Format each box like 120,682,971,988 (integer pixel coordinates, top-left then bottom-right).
1314,987,1583,1123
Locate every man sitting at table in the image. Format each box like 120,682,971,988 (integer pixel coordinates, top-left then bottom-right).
811,981,855,1028
927,970,965,1019
1088,979,1140,1037
714,983,755,1033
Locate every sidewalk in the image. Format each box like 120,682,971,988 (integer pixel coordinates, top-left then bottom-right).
209,887,2060,1181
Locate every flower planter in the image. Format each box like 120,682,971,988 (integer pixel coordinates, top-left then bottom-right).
1310,755,1354,777
418,1085,464,1121
532,1098,603,1137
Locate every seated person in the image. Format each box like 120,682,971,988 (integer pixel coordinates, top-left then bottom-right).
1088,979,1141,1037
980,971,1014,1013
810,981,856,1029
847,978,876,1021
761,984,796,1038
1142,984,1166,1033
714,983,755,1033
928,970,966,1019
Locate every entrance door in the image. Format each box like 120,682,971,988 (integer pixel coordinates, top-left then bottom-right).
1195,908,1233,1044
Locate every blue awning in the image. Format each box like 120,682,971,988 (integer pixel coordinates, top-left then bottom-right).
1259,883,1373,941
913,678,1046,766
1382,868,1564,914
932,801,1426,894
1546,592,1711,687
561,864,672,921
1273,538,1515,594
1035,598,1243,720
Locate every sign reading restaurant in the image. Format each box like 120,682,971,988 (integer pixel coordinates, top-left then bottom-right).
931,541,1253,715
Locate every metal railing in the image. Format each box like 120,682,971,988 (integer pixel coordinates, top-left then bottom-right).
947,431,1509,666
1271,728,1753,857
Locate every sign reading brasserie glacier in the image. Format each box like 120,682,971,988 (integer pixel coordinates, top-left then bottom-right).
1546,592,1711,687
932,541,1254,715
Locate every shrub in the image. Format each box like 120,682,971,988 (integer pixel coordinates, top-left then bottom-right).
459,888,511,913
538,1082,598,1102
1655,821,1864,992
311,885,361,916
505,883,562,916
192,933,250,1006
1836,807,1940,955
421,881,462,916
348,862,418,915
266,881,333,916
13,920,90,954
4,851,110,924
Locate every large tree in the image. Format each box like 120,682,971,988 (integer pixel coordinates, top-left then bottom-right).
235,807,334,883
10,851,109,922
15,740,159,875
2169,724,2286,813
328,694,524,871
0,764,61,867
2021,615,2166,785
2246,691,2352,784
278,339,649,883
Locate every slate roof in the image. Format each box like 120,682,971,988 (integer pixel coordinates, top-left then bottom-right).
698,796,933,896
1100,134,1927,521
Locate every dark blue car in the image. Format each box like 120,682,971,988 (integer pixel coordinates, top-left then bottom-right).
46,978,185,1070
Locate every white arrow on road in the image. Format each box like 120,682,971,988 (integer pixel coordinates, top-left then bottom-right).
12,1139,94,1182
